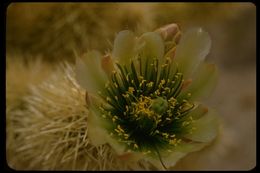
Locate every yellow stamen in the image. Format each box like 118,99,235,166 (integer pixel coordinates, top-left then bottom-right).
164,87,171,92
134,144,139,149
123,93,129,98
143,150,151,155
117,125,124,133
169,138,179,146
161,79,166,85
112,116,118,122
128,87,135,94
162,133,169,138
124,134,129,139
161,64,168,68
105,82,110,88
114,83,118,88
134,96,154,117
114,129,120,134
182,121,190,126
170,134,176,138
146,81,154,88
99,106,105,111
138,76,144,80
126,105,129,112
155,90,160,95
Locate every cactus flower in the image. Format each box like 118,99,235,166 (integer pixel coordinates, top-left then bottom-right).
75,23,219,170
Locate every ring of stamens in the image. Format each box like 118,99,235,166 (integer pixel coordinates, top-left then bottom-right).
97,56,194,154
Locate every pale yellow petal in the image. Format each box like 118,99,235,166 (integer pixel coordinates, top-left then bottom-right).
75,50,106,94
105,135,126,155
75,56,91,90
112,30,136,64
174,27,211,78
87,108,108,146
184,109,219,143
173,140,207,153
138,32,165,60
178,63,218,101
86,93,129,155
145,151,187,170
117,151,144,163
184,104,209,121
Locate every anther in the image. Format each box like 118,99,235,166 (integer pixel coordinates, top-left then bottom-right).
134,143,139,149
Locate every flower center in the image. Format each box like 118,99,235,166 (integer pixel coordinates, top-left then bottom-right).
97,57,194,153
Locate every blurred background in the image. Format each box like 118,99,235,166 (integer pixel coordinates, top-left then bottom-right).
6,2,256,170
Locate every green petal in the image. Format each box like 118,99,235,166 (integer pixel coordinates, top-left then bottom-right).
112,30,136,64
87,97,127,155
146,152,187,170
88,105,126,155
146,140,207,170
87,108,109,146
184,108,219,143
173,140,207,153
117,151,144,163
183,104,209,121
138,32,165,60
106,137,126,155
178,63,218,101
174,28,211,78
75,50,106,93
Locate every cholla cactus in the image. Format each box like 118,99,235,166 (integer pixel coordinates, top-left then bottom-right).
6,62,153,170
75,23,219,170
